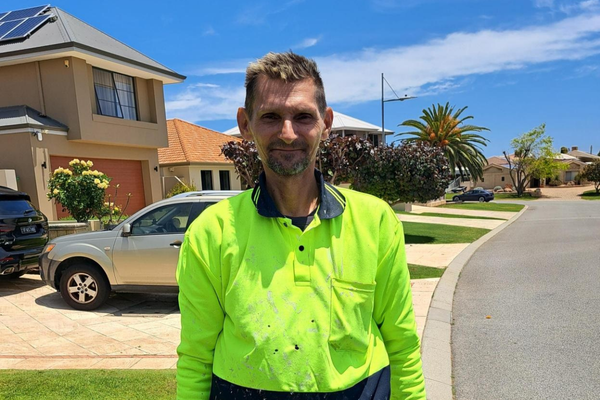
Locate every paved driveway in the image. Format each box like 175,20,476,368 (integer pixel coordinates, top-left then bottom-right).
0,274,179,369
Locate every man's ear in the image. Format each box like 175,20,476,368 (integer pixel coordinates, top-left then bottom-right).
237,107,254,141
321,107,334,140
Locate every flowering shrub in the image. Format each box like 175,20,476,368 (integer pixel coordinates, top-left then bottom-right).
47,159,111,222
100,183,132,226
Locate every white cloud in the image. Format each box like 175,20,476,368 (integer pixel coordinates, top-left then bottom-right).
293,37,320,49
534,0,555,8
316,12,600,104
203,26,216,36
165,84,246,122
235,0,306,26
167,12,600,122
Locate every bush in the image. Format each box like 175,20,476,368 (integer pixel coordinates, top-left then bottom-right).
548,178,563,187
166,181,197,198
493,186,503,192
47,159,110,222
581,161,600,193
352,142,452,204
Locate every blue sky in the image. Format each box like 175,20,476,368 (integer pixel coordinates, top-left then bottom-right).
5,0,600,157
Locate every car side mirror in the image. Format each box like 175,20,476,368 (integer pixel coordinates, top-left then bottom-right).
122,223,132,237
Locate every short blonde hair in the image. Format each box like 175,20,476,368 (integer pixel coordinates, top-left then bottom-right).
244,52,327,118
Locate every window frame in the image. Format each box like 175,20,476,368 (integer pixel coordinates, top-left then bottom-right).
219,170,231,190
92,67,138,121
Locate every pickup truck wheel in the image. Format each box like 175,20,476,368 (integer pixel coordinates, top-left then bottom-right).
59,264,110,311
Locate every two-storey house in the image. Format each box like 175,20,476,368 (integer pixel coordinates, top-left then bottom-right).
0,5,184,220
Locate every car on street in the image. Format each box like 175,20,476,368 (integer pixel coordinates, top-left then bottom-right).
451,189,495,203
0,186,49,278
39,191,240,310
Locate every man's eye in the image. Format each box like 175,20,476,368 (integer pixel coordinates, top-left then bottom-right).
297,114,313,121
261,113,279,120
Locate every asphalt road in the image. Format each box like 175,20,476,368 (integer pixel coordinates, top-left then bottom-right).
452,201,600,400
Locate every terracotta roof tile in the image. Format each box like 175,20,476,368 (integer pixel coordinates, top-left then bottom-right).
158,119,241,164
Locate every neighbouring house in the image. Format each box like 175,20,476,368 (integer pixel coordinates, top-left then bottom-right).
0,5,184,220
158,119,243,195
479,154,588,190
223,111,394,146
567,146,600,163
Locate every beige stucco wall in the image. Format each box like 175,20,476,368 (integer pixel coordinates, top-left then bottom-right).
480,166,512,190
0,131,162,220
161,164,242,196
0,57,168,148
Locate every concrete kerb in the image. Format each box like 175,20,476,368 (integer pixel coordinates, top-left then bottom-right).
420,205,528,400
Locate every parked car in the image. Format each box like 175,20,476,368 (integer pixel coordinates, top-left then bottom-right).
452,189,495,203
39,191,241,310
0,186,49,278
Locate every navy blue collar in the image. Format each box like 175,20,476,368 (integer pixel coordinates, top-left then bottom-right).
251,170,346,220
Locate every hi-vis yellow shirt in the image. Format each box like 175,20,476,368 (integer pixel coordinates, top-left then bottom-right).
176,172,425,400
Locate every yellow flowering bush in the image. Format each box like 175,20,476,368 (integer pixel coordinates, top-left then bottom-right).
47,159,111,222
99,184,132,226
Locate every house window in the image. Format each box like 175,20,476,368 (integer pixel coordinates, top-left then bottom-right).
201,170,213,190
367,134,380,146
501,177,505,182
219,171,231,190
481,178,485,182
93,67,137,120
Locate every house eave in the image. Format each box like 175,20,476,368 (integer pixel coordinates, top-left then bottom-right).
0,42,185,84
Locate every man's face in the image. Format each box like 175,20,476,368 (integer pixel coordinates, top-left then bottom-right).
238,76,333,177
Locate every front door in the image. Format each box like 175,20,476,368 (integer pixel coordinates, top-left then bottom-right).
112,202,193,285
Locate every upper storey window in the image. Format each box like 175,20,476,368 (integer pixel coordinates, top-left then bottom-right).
93,68,138,120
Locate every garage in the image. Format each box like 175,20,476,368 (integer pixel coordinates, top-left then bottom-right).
50,156,146,220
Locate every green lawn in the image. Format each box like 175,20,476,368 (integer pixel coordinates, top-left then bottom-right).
403,221,490,244
493,192,538,201
581,189,600,200
408,264,445,279
0,370,176,400
396,210,505,221
440,203,524,212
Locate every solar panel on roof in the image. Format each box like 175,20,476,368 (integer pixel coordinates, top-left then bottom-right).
0,14,51,42
0,19,24,39
0,5,50,22
0,12,9,22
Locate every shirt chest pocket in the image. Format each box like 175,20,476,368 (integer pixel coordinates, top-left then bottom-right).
329,278,376,353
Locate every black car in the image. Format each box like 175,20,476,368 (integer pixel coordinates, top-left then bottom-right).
0,186,48,278
452,189,495,203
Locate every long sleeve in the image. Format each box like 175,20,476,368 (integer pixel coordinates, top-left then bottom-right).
373,212,426,400
176,228,225,400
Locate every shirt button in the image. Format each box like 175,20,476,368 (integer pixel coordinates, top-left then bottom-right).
299,245,304,251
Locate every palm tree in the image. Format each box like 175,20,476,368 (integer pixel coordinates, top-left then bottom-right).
396,103,489,180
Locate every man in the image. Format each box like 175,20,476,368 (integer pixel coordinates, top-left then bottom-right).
176,52,425,399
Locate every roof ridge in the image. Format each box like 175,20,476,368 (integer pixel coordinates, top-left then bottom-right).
171,119,191,163
168,118,240,140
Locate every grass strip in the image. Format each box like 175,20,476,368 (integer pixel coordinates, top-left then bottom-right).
396,210,505,221
403,221,490,244
408,264,445,279
0,370,176,400
492,193,539,201
440,203,524,212
581,190,600,200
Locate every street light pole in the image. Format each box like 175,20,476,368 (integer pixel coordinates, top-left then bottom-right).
381,73,416,136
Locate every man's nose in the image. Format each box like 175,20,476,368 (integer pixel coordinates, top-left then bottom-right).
279,119,298,144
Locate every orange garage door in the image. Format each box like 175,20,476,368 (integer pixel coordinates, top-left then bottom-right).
50,156,146,220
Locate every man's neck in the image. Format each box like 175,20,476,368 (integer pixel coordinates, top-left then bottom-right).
263,168,319,217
